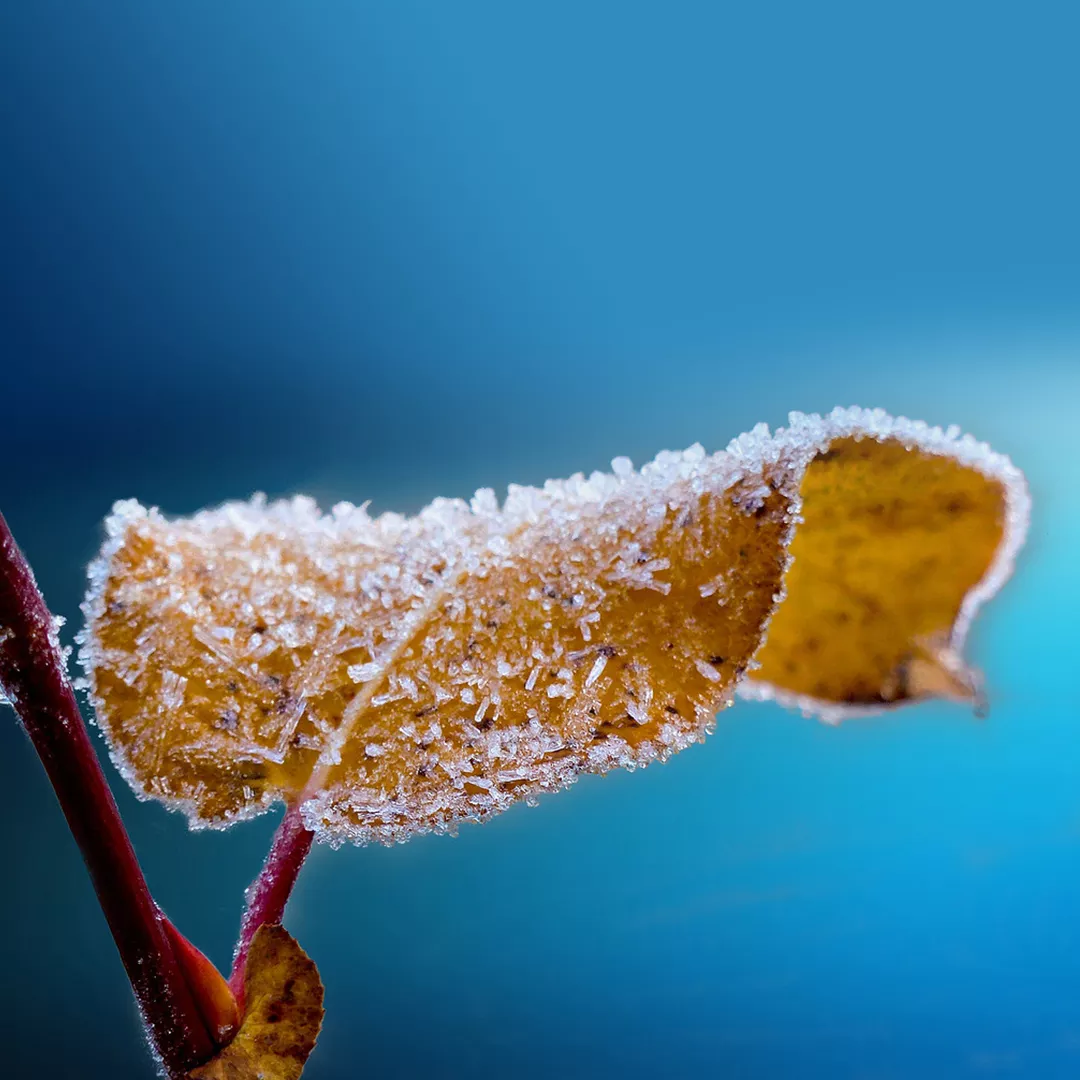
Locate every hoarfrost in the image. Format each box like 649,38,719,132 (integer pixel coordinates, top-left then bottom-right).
348,662,381,684
585,654,608,687
699,572,729,601
695,659,722,683
160,670,188,709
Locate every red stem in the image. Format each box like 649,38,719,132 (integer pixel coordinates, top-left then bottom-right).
0,511,220,1076
230,802,314,1002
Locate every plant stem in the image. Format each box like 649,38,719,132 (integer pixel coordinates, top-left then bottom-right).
230,801,313,1002
0,510,221,1077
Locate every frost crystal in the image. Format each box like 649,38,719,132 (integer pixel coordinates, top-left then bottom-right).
585,654,608,687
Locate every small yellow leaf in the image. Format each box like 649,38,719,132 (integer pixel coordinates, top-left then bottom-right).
189,925,324,1080
78,407,1028,843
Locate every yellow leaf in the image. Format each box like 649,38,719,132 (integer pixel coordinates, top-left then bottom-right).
189,925,323,1080
78,407,1028,843
742,413,1028,720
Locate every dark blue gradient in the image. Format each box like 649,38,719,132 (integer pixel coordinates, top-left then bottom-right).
2,4,1079,1077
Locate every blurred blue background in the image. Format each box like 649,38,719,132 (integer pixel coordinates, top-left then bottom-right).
1,3,1078,1077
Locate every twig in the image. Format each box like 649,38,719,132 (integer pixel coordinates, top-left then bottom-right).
230,801,314,1003
0,510,225,1077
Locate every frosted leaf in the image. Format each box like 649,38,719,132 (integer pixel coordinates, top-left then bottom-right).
81,440,792,836
78,406,1028,843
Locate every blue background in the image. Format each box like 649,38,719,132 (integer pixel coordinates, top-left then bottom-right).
1,4,1078,1077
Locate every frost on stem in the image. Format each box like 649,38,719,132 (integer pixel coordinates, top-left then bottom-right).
78,407,1028,847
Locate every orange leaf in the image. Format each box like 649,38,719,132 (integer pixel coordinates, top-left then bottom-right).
189,925,323,1080
78,408,1028,844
